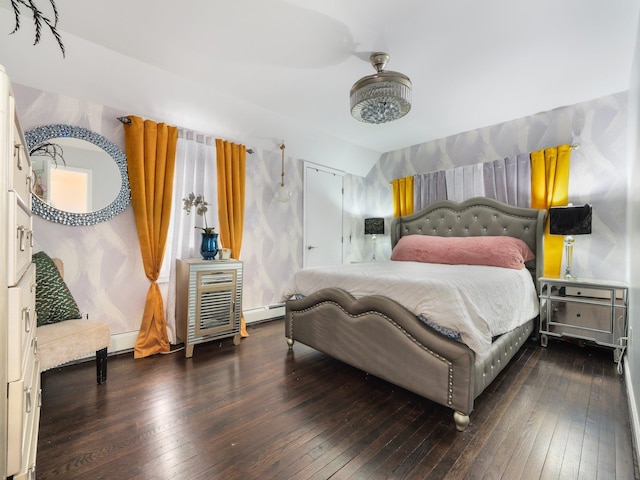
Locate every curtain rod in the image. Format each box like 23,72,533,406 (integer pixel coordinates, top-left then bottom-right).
117,116,254,154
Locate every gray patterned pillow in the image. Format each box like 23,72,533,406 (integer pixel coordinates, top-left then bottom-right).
32,252,81,326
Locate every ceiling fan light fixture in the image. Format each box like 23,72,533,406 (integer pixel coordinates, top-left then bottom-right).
350,52,412,124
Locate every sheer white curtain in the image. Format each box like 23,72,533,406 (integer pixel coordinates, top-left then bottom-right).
164,129,219,343
445,163,485,202
413,154,532,214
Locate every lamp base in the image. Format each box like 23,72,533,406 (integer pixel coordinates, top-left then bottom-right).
372,234,377,262
562,235,575,279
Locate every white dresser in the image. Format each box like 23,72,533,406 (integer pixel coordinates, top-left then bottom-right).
176,258,243,358
1,66,40,480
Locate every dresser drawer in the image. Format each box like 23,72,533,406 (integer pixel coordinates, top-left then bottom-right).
6,377,24,476
12,463,36,480
7,191,33,286
8,95,32,209
17,355,40,480
6,348,39,477
7,263,36,383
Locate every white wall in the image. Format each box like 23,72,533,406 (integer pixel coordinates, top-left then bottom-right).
625,9,640,457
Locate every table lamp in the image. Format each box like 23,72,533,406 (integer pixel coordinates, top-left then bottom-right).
364,217,384,261
549,204,592,279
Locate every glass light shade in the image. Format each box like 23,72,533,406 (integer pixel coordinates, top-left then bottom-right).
350,76,412,124
273,183,292,202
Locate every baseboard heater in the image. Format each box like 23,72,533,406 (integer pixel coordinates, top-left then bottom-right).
243,304,286,324
101,305,287,355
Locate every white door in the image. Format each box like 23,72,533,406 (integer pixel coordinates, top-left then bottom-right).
304,162,344,268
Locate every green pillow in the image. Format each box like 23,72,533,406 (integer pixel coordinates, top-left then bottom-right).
32,251,81,326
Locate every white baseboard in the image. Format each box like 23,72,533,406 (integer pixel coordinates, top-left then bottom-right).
105,306,285,355
109,330,139,354
625,360,640,467
244,304,285,324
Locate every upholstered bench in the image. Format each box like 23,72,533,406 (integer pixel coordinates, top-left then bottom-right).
33,253,110,384
37,319,110,384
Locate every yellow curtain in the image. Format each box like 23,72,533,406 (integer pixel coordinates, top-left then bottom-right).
124,116,177,358
391,176,414,217
216,139,248,337
530,144,571,277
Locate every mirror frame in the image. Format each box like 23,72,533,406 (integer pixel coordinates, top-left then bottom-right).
25,124,131,226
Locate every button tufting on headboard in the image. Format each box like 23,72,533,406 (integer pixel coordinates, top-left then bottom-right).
390,197,547,286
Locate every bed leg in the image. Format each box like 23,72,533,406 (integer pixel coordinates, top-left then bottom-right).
286,337,294,350
453,411,470,432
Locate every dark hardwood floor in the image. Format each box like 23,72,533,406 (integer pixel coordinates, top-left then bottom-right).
37,319,637,479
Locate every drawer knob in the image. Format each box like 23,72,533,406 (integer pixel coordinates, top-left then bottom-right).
14,144,23,170
25,386,32,413
23,307,30,332
17,226,26,251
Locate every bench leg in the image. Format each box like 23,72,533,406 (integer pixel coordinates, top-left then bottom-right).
96,347,108,384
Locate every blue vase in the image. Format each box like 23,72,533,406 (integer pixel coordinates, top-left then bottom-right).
200,232,219,260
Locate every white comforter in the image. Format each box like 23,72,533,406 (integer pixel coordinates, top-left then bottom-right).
282,261,539,361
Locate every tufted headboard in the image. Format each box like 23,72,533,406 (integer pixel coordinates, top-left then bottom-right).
390,197,547,284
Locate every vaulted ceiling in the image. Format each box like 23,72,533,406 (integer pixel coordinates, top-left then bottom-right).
0,0,638,176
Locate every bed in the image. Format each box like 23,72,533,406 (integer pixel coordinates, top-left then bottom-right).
284,197,546,431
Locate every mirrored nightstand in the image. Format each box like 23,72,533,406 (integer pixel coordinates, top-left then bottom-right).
539,276,628,364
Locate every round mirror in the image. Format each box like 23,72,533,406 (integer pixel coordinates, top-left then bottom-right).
26,124,131,225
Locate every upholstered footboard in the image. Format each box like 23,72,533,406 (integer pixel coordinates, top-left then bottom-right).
286,288,478,429
285,288,534,431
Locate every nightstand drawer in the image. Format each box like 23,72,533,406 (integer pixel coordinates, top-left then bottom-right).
547,300,626,345
562,285,625,301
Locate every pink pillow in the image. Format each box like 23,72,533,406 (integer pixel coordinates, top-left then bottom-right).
390,235,535,270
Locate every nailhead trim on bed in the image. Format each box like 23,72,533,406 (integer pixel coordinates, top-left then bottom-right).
289,301,456,406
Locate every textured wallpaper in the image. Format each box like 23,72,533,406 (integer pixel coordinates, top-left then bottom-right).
13,83,307,342
13,83,628,344
346,92,629,282
13,85,151,337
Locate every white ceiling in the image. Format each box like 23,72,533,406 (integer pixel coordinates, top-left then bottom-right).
0,0,638,176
